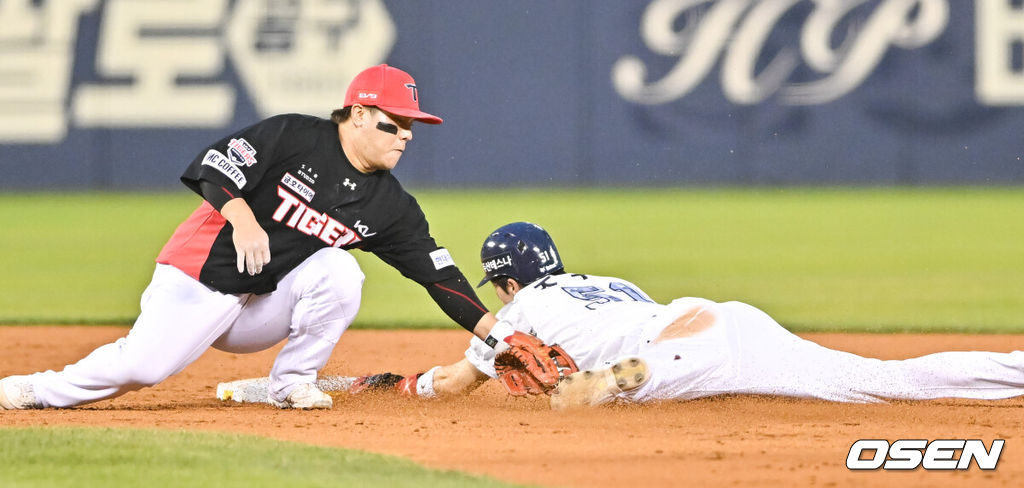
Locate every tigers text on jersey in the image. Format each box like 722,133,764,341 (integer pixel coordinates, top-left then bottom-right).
466,273,674,377
157,114,459,294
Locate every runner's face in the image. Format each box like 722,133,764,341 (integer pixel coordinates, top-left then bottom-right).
492,280,517,305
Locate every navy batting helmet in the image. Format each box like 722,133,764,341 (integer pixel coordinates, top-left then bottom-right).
477,222,563,288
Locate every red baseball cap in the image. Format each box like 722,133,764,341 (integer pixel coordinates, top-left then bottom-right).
343,64,443,125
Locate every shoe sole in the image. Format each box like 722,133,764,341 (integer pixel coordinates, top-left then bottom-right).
0,376,36,410
268,398,333,409
0,379,14,410
216,378,270,403
270,388,334,410
550,358,649,410
290,396,333,409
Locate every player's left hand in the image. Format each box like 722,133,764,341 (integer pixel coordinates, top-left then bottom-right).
349,373,418,396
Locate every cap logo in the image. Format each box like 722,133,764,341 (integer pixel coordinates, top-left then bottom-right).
357,91,379,100
404,83,418,101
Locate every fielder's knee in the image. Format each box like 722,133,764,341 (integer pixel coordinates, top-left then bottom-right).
306,248,365,296
319,248,364,280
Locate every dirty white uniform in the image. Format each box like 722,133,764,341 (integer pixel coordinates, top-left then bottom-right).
466,273,1024,403
28,249,363,408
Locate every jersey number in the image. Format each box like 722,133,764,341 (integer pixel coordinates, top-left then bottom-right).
562,282,653,310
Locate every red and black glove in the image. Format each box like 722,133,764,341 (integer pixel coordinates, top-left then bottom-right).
348,372,419,396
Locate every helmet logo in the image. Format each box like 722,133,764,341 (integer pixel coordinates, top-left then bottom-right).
538,246,560,272
482,253,513,273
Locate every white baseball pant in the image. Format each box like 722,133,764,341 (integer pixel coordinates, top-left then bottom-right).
28,247,363,407
628,298,1024,403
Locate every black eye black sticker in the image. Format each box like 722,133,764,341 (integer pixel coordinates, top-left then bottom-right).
376,122,398,134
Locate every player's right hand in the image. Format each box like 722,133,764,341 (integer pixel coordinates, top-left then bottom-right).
232,223,271,275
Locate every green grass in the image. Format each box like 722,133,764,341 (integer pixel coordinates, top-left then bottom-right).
1,188,1022,332
0,427,526,488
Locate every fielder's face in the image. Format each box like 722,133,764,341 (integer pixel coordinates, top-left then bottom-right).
350,105,414,172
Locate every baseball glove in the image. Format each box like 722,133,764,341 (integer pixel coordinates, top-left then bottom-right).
494,331,578,396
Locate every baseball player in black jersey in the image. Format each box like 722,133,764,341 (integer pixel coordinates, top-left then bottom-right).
0,64,505,410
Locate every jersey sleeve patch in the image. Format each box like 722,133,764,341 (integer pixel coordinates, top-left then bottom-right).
227,138,258,167
202,149,247,189
429,248,456,270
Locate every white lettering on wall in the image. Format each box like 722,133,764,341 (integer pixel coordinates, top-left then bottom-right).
613,0,950,106
0,0,395,140
976,0,1024,105
73,0,233,127
2,0,1020,144
227,0,395,116
0,0,99,142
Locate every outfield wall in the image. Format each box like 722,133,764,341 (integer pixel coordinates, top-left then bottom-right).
2,0,1023,189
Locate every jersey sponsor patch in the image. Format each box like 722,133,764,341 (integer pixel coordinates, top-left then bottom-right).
227,138,258,167
272,186,361,247
282,172,315,202
430,248,456,270
202,149,247,189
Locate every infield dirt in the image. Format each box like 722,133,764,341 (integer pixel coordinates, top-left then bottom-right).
2,326,1022,487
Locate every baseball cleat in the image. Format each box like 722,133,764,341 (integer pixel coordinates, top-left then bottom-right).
0,375,40,410
549,357,649,410
217,377,271,403
269,383,333,409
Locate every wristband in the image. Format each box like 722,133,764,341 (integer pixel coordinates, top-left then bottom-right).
483,321,516,352
416,366,441,399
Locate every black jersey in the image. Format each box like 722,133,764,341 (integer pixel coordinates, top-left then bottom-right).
157,114,462,295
